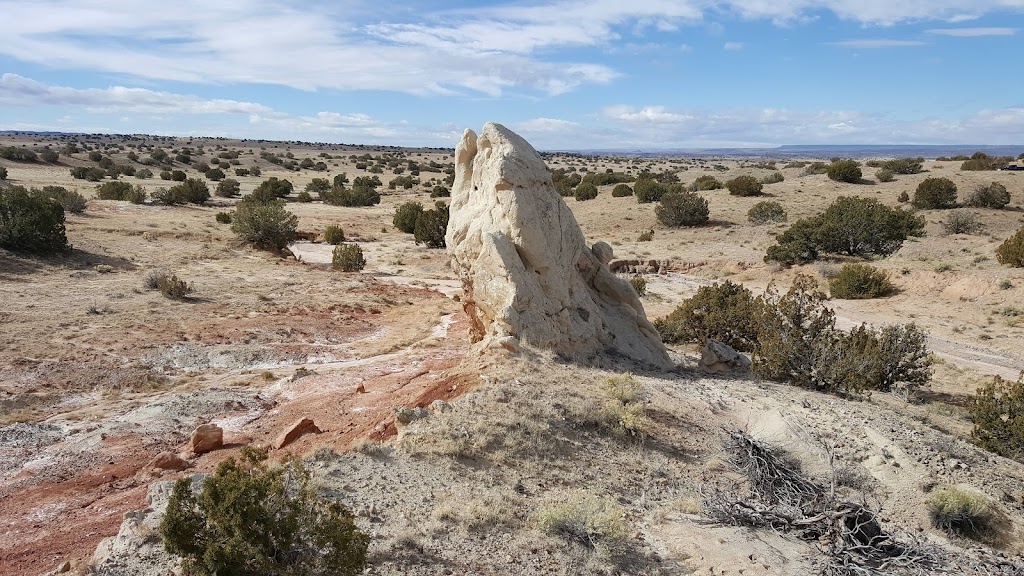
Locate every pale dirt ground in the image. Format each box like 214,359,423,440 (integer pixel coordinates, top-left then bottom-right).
1,133,1024,575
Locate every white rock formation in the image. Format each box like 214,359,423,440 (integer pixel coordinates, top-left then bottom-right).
445,123,672,368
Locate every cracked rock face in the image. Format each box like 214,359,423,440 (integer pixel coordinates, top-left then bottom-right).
445,122,672,368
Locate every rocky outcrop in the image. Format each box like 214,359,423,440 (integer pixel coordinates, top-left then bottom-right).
445,123,671,368
188,423,223,454
272,417,320,449
698,340,751,374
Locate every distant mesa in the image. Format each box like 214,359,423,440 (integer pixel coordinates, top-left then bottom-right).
445,122,672,369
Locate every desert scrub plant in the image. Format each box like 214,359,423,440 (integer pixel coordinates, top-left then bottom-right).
0,166,6,180
40,185,86,214
321,186,380,207
966,182,1010,209
826,159,862,183
214,178,240,198
214,211,231,224
599,374,652,439
322,224,345,245
230,196,298,252
155,178,209,205
0,186,69,254
392,200,424,234
689,175,723,191
430,185,450,198
414,202,449,248
96,181,146,203
897,191,909,203
535,493,631,564
725,175,763,197
636,229,653,242
161,446,368,576
926,486,994,540
655,191,709,227
251,176,293,201
747,201,787,225
332,243,365,272
996,227,1024,267
628,274,646,296
573,182,598,201
971,373,1024,460
875,168,895,182
611,183,633,197
149,272,193,300
655,280,762,351
828,263,897,299
912,177,957,209
633,179,667,203
761,171,784,185
941,210,984,235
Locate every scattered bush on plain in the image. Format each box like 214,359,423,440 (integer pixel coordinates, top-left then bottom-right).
332,243,366,272
655,191,709,227
913,177,958,209
828,263,897,299
747,201,787,225
996,227,1024,267
0,185,69,254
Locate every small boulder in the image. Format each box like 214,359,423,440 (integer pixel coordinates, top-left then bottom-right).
189,423,223,455
394,406,428,425
273,418,321,449
698,340,751,374
149,450,188,471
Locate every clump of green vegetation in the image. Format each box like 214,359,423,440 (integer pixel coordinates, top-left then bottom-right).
966,182,1010,209
215,178,240,198
875,168,895,182
725,175,763,197
322,225,345,245
574,182,598,201
431,185,450,198
393,201,424,234
0,185,69,254
655,191,709,227
599,374,651,439
826,159,862,183
535,493,631,564
941,210,984,235
996,227,1024,267
414,202,448,248
689,175,723,191
96,181,146,203
153,178,210,205
971,373,1024,461
761,172,784,184
161,446,368,576
231,196,298,252
828,263,897,299
655,280,761,351
40,185,86,214
765,196,924,266
214,212,231,224
628,274,646,296
611,183,633,197
332,243,366,272
636,229,653,242
897,191,910,203
633,179,667,203
747,201,787,225
251,177,293,201
913,177,958,209
926,486,995,540
961,152,1014,171
144,271,193,300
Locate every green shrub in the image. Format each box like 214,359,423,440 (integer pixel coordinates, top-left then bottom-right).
636,229,653,242
535,494,630,563
0,166,6,180
0,186,68,254
801,162,830,176
926,486,994,540
761,172,784,184
971,374,1024,460
159,170,172,180
898,191,910,203
171,170,187,181
574,182,598,201
875,168,895,182
582,171,635,186
231,197,298,252
161,446,368,576
254,177,293,200
321,186,380,207
882,157,924,174
332,243,365,272
655,280,761,351
323,225,345,245
913,177,957,209
725,175,763,197
829,263,896,299
628,275,646,296
966,182,1010,208
69,166,108,181
215,212,231,224
305,178,331,196
234,168,250,177
96,181,146,203
215,178,240,198
157,274,193,300
393,201,423,234
414,202,448,248
205,168,225,181
40,186,86,214
295,190,313,202
690,175,722,191
961,152,1013,171
655,191,708,227
600,374,651,439
170,178,210,205
827,159,862,183
633,179,666,203
136,168,153,180
0,146,38,162
747,201,787,225
430,185,450,198
996,227,1024,267
765,196,924,265
941,210,984,235
611,184,633,197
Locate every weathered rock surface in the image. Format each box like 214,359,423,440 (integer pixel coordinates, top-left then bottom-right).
188,423,223,454
698,340,751,374
272,417,321,449
445,123,672,368
148,450,188,471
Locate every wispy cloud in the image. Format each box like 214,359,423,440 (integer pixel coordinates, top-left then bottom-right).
828,39,927,48
723,41,744,50
926,27,1016,37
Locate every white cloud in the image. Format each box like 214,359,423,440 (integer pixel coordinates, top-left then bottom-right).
602,105,695,123
723,41,744,50
0,73,271,114
926,27,1017,37
515,118,581,133
827,39,927,48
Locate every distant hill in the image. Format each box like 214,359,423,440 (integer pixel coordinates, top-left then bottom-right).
551,144,1024,159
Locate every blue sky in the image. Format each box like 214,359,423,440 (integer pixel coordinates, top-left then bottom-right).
1,0,1022,149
